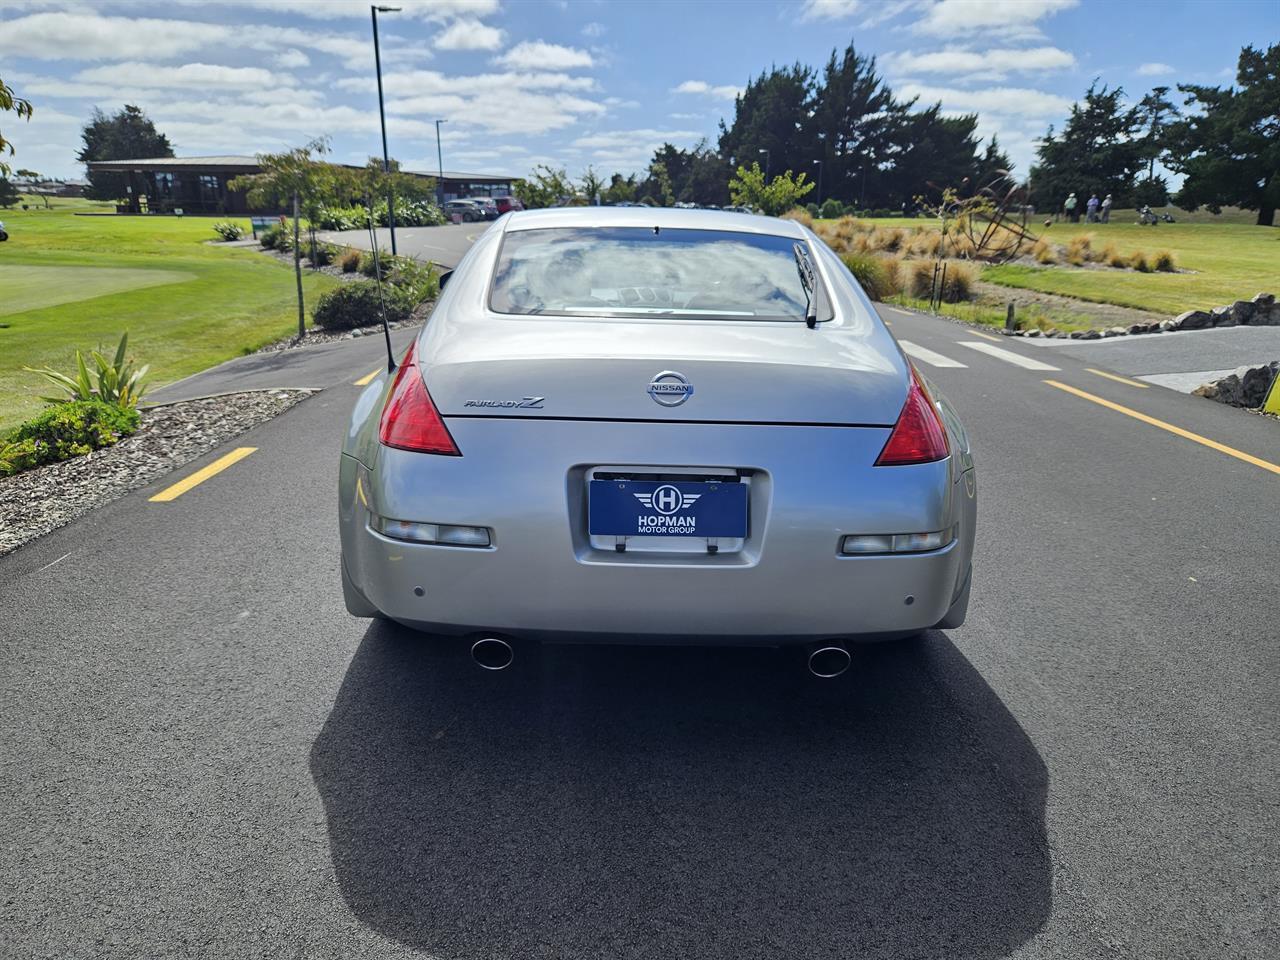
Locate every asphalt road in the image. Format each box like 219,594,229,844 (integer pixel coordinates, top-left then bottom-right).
2,305,1278,959
315,220,491,271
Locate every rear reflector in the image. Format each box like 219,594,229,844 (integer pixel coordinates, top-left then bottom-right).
378,342,461,455
875,368,950,466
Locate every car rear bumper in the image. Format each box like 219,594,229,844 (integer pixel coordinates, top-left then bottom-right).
339,418,976,643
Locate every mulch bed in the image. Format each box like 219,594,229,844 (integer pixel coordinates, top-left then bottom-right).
0,390,311,557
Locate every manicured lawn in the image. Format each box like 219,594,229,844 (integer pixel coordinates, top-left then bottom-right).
0,209,340,431
981,222,1280,315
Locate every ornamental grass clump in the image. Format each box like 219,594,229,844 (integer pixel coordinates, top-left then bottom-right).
1153,249,1177,272
1065,234,1093,266
1129,250,1152,272
840,253,897,301
1032,238,1057,264
24,333,149,410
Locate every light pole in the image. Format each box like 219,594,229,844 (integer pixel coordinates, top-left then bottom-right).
758,148,770,182
812,159,823,206
434,119,447,209
371,4,400,255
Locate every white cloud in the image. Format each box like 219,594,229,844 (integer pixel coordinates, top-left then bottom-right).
179,0,500,20
915,0,1078,38
274,48,311,69
582,22,607,38
885,46,1076,80
493,41,594,71
1137,62,1174,76
338,69,596,96
896,82,1072,118
74,62,290,91
0,11,218,60
799,0,861,21
570,127,703,170
673,80,741,100
434,18,504,51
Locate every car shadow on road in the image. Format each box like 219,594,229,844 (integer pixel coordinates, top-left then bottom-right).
310,627,1050,960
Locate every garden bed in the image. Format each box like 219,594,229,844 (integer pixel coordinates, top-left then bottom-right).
0,389,311,557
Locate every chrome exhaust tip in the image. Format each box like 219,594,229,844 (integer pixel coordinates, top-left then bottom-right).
808,643,852,679
471,637,514,671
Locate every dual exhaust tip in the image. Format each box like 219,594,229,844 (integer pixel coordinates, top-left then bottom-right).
470,635,851,679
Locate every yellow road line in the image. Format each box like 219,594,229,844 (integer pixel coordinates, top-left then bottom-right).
354,368,382,386
1043,381,1280,476
149,447,258,502
1087,367,1149,389
968,328,1004,342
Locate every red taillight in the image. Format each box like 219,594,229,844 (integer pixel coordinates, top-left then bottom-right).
378,342,460,455
875,368,950,466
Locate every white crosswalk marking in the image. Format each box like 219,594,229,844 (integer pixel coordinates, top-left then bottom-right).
958,341,1060,371
898,340,968,368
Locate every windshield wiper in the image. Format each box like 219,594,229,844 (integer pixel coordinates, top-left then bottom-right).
792,242,818,329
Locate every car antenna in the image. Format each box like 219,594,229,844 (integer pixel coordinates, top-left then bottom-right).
365,195,397,372
793,241,818,329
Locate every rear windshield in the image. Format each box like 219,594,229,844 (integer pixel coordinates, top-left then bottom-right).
489,226,813,321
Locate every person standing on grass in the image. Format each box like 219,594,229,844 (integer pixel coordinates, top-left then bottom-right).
1064,192,1078,223
1101,194,1112,223
1086,193,1100,222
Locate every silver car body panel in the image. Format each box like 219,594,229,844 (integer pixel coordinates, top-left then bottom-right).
340,207,976,643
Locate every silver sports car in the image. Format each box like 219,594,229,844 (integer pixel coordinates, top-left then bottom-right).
339,208,976,676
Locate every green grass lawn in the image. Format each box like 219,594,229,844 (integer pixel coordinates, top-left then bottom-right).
0,209,340,431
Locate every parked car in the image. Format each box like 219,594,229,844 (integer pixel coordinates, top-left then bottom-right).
493,196,524,215
467,197,500,220
443,199,483,222
339,207,976,678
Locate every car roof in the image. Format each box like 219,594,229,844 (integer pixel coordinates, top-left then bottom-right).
501,206,807,238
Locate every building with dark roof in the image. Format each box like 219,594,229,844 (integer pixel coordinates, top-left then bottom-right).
85,156,518,214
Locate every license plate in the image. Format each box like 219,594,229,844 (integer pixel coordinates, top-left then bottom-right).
588,479,748,538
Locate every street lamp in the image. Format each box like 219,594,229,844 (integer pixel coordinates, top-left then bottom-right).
812,159,823,206
371,4,400,255
434,119,447,209
758,148,770,181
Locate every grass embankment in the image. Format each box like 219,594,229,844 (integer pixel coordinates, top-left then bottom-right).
0,208,339,431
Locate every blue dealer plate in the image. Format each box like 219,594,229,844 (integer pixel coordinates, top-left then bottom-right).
588,479,748,538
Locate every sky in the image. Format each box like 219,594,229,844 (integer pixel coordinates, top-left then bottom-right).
1,0,1274,182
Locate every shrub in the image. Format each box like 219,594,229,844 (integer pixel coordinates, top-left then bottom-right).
312,280,414,330
1105,244,1128,268
1032,238,1057,264
389,258,440,305
805,202,820,218
337,247,362,273
1065,234,1093,266
868,226,904,252
307,241,338,267
841,253,895,301
819,198,844,220
1129,250,1152,272
212,221,244,241
938,261,977,303
908,230,942,258
899,258,938,299
0,400,140,477
358,250,400,279
24,333,149,409
1153,249,1177,272
259,224,284,249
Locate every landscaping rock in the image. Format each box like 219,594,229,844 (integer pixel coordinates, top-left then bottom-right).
1080,330,1101,340
1128,323,1147,335
1230,300,1256,325
1069,330,1084,339
1043,329,1059,338
1192,361,1280,408
1026,328,1042,337
1106,326,1128,337
1160,319,1177,331
1173,309,1212,331
1252,292,1276,307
